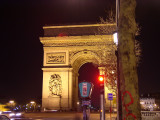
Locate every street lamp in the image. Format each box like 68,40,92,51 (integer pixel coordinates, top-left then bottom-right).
30,101,36,112
114,31,122,120
9,100,14,104
114,0,122,119
113,32,118,45
30,101,35,104
77,101,80,112
9,100,15,111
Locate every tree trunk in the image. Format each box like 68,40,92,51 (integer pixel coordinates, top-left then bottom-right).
118,0,141,119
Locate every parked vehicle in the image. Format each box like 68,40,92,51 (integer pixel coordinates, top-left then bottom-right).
0,110,24,118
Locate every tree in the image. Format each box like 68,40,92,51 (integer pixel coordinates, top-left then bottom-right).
118,0,141,119
97,10,141,96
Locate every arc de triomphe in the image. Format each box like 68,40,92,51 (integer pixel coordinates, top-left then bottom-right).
40,23,117,111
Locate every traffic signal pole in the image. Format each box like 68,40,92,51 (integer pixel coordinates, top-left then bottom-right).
100,83,105,120
98,67,105,120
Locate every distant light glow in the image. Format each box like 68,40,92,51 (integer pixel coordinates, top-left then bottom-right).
30,101,35,104
3,111,12,113
113,32,118,45
115,80,117,84
44,108,58,112
9,100,14,104
140,101,145,104
9,113,15,117
51,110,58,112
16,113,22,116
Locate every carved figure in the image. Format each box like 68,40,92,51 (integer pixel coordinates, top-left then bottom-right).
49,74,62,96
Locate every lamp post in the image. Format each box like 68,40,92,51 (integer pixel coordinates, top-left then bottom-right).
77,101,80,112
115,0,122,119
30,101,36,112
114,31,123,120
116,0,119,27
9,100,15,111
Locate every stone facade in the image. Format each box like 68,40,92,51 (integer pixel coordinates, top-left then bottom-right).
40,23,117,110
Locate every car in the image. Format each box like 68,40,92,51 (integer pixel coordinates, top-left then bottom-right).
0,111,24,118
0,115,10,120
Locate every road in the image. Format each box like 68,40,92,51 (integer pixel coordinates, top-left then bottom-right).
11,112,117,120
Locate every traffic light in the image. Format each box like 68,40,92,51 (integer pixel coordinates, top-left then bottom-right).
98,75,105,120
98,75,104,82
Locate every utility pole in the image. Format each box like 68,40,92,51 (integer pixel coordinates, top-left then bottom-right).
115,0,122,119
115,50,122,120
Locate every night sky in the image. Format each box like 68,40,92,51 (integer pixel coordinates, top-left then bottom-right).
1,0,160,104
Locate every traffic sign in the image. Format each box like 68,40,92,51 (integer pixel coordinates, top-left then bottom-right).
82,100,91,106
108,93,113,100
79,82,93,98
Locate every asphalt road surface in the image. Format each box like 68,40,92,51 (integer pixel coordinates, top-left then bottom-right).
11,112,117,120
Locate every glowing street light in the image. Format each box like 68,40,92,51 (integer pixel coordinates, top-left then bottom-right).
30,101,36,112
30,101,35,104
9,100,15,111
113,32,118,45
77,101,79,105
9,100,14,104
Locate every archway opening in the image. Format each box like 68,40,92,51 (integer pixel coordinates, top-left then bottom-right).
78,63,100,109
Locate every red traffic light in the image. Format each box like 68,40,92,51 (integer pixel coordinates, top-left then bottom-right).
98,75,104,82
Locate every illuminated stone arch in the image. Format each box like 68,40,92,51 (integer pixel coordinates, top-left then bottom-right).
40,23,116,111
71,50,102,73
70,50,103,108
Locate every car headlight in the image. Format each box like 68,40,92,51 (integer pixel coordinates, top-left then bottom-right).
9,113,15,117
16,113,22,116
